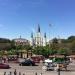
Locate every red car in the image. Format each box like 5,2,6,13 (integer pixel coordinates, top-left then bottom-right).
0,63,10,69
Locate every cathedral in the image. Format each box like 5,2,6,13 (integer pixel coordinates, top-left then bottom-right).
31,25,47,46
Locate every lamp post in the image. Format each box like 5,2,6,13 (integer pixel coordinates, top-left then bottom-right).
58,68,60,75
31,32,34,57
57,64,60,75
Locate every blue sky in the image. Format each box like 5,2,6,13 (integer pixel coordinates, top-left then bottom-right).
0,0,75,40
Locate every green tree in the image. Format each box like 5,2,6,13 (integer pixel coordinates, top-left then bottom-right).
57,48,70,55
69,40,75,54
33,46,54,58
52,38,58,43
67,36,75,42
50,38,59,51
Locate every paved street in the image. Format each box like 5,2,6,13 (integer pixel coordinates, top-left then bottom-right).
0,61,75,75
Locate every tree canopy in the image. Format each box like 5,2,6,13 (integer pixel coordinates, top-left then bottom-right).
0,35,75,57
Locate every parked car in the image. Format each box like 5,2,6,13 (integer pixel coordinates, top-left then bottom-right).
19,58,36,66
0,63,10,69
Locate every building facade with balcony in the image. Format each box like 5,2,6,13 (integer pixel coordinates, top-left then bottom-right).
13,36,30,46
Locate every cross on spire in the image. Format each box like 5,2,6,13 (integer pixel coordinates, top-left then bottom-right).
37,24,40,32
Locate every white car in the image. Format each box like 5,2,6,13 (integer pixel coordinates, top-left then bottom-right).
42,59,54,71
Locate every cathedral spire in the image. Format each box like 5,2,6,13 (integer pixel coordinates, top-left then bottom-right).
44,32,47,46
37,24,40,33
44,32,46,38
31,32,33,38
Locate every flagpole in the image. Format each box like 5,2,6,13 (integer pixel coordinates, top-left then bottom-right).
49,24,52,46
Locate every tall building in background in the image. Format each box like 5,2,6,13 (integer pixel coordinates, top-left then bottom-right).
31,24,47,46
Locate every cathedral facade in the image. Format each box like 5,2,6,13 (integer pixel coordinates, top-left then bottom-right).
31,25,47,46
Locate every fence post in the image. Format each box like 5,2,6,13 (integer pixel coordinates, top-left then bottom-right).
23,73,25,75
14,69,17,75
9,72,12,75
19,72,21,75
4,72,6,75
56,64,60,75
58,69,60,75
35,72,37,75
